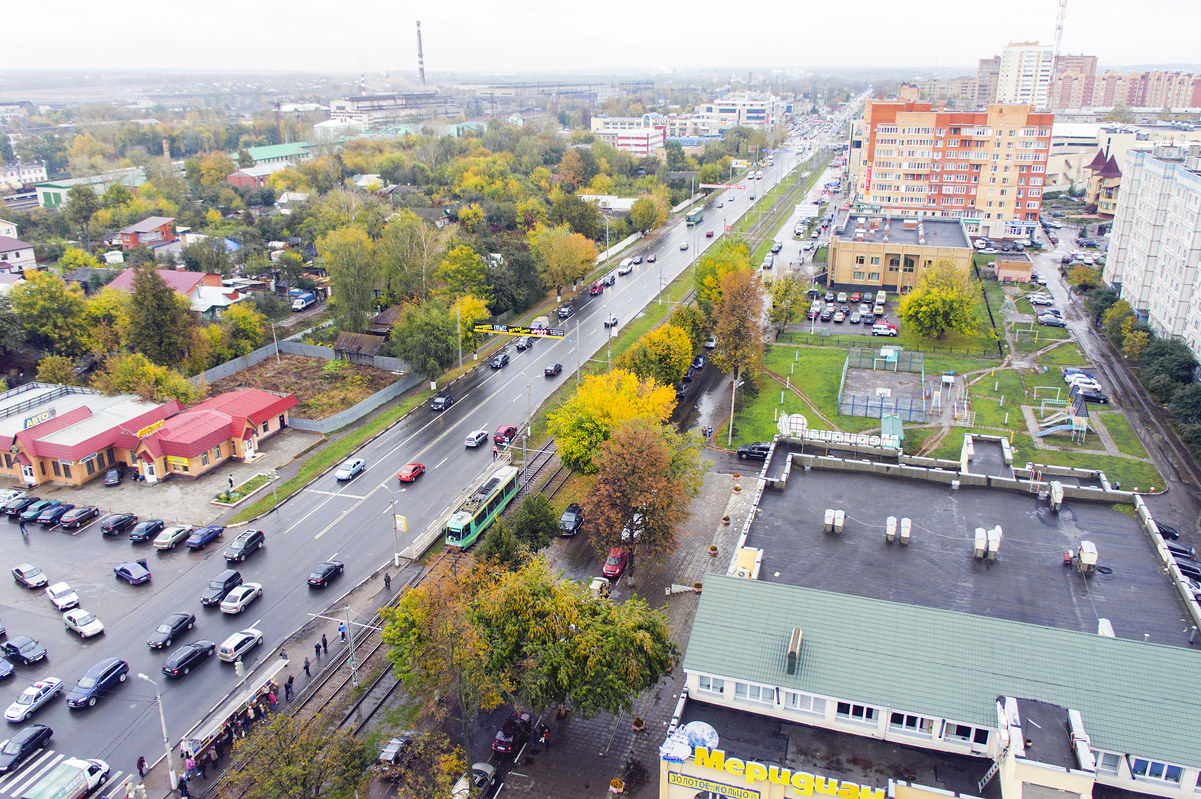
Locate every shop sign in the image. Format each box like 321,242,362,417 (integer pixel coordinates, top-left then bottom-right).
693,748,886,799
668,772,759,798
165,456,190,468
800,428,900,450
136,420,166,438
22,408,57,429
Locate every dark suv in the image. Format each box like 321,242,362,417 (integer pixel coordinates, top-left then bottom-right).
224,529,266,562
430,392,454,411
737,442,772,461
559,504,584,536
491,712,533,755
200,569,243,607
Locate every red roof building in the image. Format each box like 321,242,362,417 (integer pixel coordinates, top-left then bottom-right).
134,389,298,482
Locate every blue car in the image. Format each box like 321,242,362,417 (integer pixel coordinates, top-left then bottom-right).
114,561,151,585
65,657,129,709
0,659,12,680
38,503,75,528
186,525,224,551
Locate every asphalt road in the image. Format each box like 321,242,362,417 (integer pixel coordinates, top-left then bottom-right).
0,126,861,787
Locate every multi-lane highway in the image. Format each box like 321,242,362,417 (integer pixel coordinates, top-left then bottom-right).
0,111,856,786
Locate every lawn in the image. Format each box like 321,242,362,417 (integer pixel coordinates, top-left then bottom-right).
1037,342,1090,366
725,374,823,447
1022,369,1072,402
967,369,1026,431
1095,412,1151,459
927,427,974,460
1009,434,1164,492
762,346,879,433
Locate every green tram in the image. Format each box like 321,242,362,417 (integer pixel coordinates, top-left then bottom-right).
445,465,521,548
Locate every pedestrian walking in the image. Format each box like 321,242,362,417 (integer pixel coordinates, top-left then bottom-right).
338,623,347,643
383,573,391,590
314,642,321,660
185,757,197,779
228,474,234,490
303,656,311,677
18,519,26,535
538,723,550,750
208,749,219,771
321,634,328,654
268,692,277,711
492,445,498,460
136,756,146,778
279,648,287,660
286,674,294,698
178,776,189,799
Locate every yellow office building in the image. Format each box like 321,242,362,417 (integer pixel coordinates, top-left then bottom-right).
827,214,972,293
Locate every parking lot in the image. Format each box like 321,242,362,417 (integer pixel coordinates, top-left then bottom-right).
745,466,1192,646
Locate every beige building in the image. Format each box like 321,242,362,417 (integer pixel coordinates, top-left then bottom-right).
996,42,1054,108
850,101,1053,238
827,214,972,292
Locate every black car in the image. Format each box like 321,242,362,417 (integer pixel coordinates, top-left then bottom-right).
0,724,52,774
737,442,772,461
559,503,584,536
224,528,266,562
1073,388,1109,404
691,355,705,370
681,367,696,383
148,613,196,649
200,570,243,607
1157,523,1180,540
65,657,129,708
557,304,574,319
100,514,138,536
1,636,47,666
491,712,533,755
308,561,344,588
60,505,100,529
162,640,216,678
514,336,533,351
430,393,454,411
129,519,165,543
490,353,510,369
2,497,38,517
770,241,783,253
544,363,562,377
103,464,126,486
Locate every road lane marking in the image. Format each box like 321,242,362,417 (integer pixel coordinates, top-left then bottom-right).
306,491,366,499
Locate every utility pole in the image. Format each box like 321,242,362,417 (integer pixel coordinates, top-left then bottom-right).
456,305,463,372
344,605,359,687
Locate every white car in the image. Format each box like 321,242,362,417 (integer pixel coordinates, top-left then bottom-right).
218,628,264,662
452,762,497,799
154,526,193,550
1069,378,1103,393
63,609,104,638
465,430,490,448
0,490,25,505
45,582,80,611
1028,295,1055,306
4,678,62,723
334,458,365,481
219,583,263,614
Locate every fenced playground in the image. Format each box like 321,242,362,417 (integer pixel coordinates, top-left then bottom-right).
837,347,929,422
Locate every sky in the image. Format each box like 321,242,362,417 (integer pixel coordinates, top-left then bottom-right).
7,0,1201,77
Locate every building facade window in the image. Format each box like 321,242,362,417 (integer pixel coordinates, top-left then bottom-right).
854,271,865,280
783,692,827,715
869,272,880,281
697,675,724,695
1131,758,1183,784
213,446,221,461
1092,752,1120,776
836,701,877,724
889,712,934,736
201,452,210,467
734,682,773,705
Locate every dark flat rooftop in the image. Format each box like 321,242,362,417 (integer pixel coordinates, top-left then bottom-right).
746,466,1191,646
835,213,969,249
676,700,994,798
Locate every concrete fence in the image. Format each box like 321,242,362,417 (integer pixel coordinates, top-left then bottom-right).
288,373,424,434
1135,494,1201,631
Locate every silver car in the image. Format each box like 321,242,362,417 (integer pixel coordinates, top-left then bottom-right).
334,458,365,480
4,679,62,723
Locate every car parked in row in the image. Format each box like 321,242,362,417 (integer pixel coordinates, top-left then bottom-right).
603,547,628,579
63,609,104,639
45,582,80,611
59,505,99,529
37,503,73,528
12,565,48,589
0,637,47,666
491,712,533,755
129,519,165,543
100,513,138,536
186,525,224,551
737,442,772,461
154,525,193,550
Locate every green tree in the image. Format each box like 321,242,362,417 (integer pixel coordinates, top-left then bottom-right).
10,271,90,356
1103,104,1134,123
126,262,192,365
547,369,675,474
0,296,25,355
436,244,490,303
90,352,205,404
63,185,101,250
694,239,754,325
320,226,378,333
377,211,452,302
698,163,722,186
897,261,977,340
475,521,528,571
1172,383,1201,422
528,224,597,292
548,189,601,241
1086,286,1119,320
101,183,133,209
664,140,688,171
767,271,807,338
36,355,78,386
217,713,370,799
236,148,255,169
616,324,692,388
389,299,458,380
220,303,267,357
0,132,13,165
628,196,659,233
711,270,765,385
508,494,560,551
181,238,234,275
583,416,706,566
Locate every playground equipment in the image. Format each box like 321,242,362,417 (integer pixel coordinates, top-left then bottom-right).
1036,395,1091,442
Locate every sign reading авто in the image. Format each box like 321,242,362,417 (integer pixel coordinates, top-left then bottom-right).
690,747,886,799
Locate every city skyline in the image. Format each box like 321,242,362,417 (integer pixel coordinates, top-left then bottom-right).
6,0,1201,77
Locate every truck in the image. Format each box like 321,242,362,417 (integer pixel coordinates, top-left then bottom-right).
21,758,109,799
290,291,317,312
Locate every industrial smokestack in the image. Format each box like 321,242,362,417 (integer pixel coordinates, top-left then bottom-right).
416,21,426,86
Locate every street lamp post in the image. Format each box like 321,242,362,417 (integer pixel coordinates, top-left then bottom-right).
138,674,176,789
389,494,403,567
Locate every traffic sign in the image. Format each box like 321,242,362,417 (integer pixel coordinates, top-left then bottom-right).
474,323,566,339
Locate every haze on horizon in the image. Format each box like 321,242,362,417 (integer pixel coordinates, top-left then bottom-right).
7,0,1201,78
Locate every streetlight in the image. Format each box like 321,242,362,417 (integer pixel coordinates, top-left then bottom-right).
388,494,405,567
138,674,176,789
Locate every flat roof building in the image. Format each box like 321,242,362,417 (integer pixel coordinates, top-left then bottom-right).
827,214,972,292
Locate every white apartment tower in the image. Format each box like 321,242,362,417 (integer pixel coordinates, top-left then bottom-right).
996,42,1054,108
1104,143,1201,361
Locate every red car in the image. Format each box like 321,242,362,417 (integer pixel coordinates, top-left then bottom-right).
494,425,518,443
589,281,604,295
850,292,861,302
602,547,628,578
705,230,714,238
397,463,425,483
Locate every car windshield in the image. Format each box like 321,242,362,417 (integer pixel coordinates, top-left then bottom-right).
77,676,97,689
156,623,173,633
2,739,22,754
14,693,34,706
75,613,95,625
606,555,621,565
209,579,226,589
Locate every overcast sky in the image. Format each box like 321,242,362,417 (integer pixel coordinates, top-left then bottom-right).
9,0,1200,76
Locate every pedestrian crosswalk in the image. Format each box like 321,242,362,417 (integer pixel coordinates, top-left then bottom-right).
0,749,127,798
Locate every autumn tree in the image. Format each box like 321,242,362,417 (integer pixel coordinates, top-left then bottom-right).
529,224,597,293
767,271,808,337
219,303,267,357
59,246,102,271
583,417,705,568
508,494,560,551
436,244,490,303
457,202,485,234
547,369,676,474
36,355,78,386
694,238,754,326
84,287,130,355
320,226,378,333
63,185,101,250
711,270,765,384
10,271,90,356
450,294,491,354
126,262,192,365
897,260,977,340
616,324,692,388
473,557,678,717
91,353,205,404
628,196,659,233
385,732,465,799
181,237,234,275
390,299,458,380
195,152,237,189
217,713,370,799
548,189,601,240
377,211,452,302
